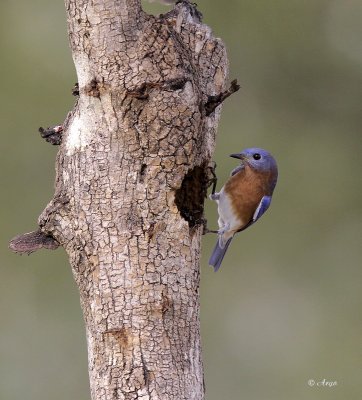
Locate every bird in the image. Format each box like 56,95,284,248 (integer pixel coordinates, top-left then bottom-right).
208,148,278,272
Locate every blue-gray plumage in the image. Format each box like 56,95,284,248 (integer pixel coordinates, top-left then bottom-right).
209,148,278,271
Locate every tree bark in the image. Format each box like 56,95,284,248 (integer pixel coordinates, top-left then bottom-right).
12,1,230,399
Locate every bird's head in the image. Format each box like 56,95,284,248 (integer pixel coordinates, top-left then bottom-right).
230,148,278,174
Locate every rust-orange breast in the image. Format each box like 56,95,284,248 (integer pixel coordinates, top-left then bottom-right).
224,165,273,225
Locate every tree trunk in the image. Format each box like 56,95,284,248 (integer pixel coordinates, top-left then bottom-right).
14,1,230,399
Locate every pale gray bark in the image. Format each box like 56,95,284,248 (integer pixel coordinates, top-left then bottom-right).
11,1,230,399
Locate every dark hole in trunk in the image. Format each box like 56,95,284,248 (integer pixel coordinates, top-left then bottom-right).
175,166,209,228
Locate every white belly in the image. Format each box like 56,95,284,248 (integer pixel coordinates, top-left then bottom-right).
217,188,243,232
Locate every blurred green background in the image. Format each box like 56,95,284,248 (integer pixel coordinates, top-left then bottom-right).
1,1,361,399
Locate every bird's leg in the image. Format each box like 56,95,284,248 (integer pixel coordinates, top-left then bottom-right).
203,227,219,234
201,215,226,235
201,218,219,235
205,161,218,195
203,228,219,234
202,161,220,234
210,162,218,195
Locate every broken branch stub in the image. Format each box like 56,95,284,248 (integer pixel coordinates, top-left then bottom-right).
9,230,59,255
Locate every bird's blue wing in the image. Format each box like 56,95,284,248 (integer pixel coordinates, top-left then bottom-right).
230,164,245,176
235,196,272,234
253,195,272,222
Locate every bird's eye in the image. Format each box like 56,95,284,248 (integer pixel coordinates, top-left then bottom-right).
253,153,261,160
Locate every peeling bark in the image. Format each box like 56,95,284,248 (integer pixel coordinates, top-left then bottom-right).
11,1,232,399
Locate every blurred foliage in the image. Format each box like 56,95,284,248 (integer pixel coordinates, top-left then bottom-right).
1,1,361,399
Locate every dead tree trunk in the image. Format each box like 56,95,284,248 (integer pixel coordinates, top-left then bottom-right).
10,1,234,399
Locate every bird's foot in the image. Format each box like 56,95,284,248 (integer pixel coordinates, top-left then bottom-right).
209,192,220,201
205,161,218,195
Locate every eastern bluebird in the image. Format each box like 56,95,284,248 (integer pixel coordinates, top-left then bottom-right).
209,148,278,271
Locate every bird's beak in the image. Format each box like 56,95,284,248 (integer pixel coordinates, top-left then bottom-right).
230,153,245,160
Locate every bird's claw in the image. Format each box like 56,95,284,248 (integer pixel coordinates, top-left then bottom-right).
205,161,218,195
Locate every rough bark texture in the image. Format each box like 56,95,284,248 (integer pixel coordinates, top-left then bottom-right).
19,1,229,399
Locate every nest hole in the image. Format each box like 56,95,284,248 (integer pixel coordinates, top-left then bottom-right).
174,166,209,228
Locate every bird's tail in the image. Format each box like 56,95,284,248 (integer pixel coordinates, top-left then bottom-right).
208,237,233,272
